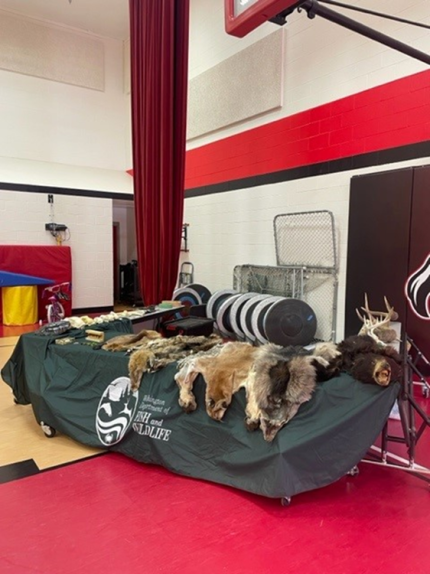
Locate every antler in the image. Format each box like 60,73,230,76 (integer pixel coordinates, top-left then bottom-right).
356,294,398,345
359,293,399,321
383,296,399,321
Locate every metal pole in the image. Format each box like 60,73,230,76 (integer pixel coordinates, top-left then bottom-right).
319,0,430,31
301,0,430,66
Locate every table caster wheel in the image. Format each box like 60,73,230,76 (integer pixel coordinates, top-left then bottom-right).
40,421,56,438
422,386,429,398
281,497,291,507
347,465,359,477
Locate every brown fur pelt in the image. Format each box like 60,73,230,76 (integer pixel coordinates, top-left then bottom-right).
102,329,161,352
129,334,222,391
332,335,402,386
175,342,259,421
175,340,340,436
245,343,322,442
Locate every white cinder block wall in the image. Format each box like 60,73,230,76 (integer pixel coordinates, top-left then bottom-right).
0,190,113,309
0,10,132,311
184,0,430,340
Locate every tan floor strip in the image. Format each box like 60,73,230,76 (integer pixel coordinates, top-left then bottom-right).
0,341,103,470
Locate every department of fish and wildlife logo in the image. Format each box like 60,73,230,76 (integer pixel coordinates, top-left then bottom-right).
405,254,430,321
96,377,139,446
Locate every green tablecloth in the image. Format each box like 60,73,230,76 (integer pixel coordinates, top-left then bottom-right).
1,324,399,498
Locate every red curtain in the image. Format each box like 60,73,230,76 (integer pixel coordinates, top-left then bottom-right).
129,0,190,305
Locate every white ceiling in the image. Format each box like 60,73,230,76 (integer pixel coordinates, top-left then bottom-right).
0,0,129,40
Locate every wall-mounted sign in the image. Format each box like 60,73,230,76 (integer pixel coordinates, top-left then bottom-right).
405,254,430,320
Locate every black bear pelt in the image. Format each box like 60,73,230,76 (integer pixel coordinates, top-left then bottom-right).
333,335,403,386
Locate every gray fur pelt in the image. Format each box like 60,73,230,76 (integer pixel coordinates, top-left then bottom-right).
245,342,341,442
128,334,222,391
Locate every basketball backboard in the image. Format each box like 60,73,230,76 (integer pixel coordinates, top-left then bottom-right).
225,0,303,37
225,0,430,65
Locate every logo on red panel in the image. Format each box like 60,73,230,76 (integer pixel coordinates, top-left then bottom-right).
405,254,430,320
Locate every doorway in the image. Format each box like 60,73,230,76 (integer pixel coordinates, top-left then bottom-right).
112,198,136,307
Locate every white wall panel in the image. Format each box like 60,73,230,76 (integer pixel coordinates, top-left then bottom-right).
187,30,283,140
0,11,104,91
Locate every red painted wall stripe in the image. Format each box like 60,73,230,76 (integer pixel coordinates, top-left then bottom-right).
184,69,430,190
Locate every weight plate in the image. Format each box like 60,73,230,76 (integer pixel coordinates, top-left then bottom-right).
263,298,317,347
172,287,202,306
206,289,238,320
216,293,243,339
251,296,285,345
241,294,272,342
187,283,212,304
229,292,258,339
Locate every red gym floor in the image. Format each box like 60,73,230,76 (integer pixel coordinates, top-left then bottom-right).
0,449,430,574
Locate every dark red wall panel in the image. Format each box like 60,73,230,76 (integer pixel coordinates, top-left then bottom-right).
346,165,430,359
406,166,430,356
345,168,413,338
185,69,430,190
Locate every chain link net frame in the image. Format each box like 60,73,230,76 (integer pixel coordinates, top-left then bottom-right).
233,211,338,342
273,210,337,268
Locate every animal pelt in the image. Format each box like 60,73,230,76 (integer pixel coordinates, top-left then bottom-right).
309,341,341,381
174,340,340,435
349,353,391,386
175,340,340,438
333,335,402,386
253,342,341,382
245,343,320,442
175,342,259,421
128,333,222,391
102,329,161,352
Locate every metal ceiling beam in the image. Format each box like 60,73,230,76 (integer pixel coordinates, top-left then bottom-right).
273,0,430,66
